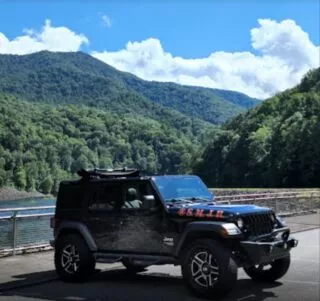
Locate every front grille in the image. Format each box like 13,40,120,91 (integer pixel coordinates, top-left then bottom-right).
242,212,274,237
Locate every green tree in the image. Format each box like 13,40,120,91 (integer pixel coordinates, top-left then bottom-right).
39,176,53,194
14,166,27,190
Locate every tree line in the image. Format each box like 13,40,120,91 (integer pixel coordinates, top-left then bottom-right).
194,68,320,188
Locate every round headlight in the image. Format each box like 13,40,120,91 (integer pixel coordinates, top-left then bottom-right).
236,217,244,229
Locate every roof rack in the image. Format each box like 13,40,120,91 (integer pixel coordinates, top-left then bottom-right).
77,168,141,179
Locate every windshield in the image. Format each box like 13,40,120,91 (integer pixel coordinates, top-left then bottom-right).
151,175,214,203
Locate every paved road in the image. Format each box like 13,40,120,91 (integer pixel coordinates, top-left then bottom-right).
0,228,319,301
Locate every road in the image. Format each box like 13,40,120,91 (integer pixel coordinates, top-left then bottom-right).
0,228,319,301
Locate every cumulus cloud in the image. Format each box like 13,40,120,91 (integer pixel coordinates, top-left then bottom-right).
0,19,88,55
101,15,112,28
0,18,318,98
92,19,319,98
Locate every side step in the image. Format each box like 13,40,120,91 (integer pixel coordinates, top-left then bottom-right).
95,252,179,265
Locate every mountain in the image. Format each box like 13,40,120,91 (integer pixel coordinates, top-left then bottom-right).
0,93,217,194
0,51,259,125
0,51,259,194
194,68,320,188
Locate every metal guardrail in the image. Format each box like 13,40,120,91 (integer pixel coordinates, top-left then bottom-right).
0,191,319,256
0,206,55,256
215,191,320,215
214,190,320,200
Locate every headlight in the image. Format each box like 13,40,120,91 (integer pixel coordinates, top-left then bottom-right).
236,217,244,229
221,223,242,236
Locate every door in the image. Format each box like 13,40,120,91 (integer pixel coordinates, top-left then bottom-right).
86,182,122,251
116,180,167,254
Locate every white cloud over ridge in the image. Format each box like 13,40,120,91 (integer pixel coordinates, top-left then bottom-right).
0,19,88,55
0,18,318,98
92,19,320,98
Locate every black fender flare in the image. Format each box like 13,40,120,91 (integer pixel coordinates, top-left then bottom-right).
54,221,97,251
173,221,235,257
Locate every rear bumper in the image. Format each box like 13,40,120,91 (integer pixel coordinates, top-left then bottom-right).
240,237,298,266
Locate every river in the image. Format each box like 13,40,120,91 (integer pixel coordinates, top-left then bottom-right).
0,197,56,251
0,197,56,217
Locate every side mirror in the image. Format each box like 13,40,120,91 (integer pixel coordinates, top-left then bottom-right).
143,195,155,202
143,195,157,210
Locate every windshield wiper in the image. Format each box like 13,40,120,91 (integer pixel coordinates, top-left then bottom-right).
184,197,212,202
165,198,194,204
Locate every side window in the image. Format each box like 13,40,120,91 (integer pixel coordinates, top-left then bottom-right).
89,184,120,211
121,182,156,210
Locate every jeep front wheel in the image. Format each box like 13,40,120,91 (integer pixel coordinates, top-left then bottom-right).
244,255,291,282
181,239,237,299
54,233,96,282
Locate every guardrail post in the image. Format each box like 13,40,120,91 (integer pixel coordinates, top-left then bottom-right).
12,211,17,256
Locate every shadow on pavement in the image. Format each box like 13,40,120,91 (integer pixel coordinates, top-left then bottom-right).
0,267,283,301
0,270,57,292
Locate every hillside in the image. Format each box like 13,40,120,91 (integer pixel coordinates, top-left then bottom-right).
0,94,220,194
194,68,320,188
0,51,259,125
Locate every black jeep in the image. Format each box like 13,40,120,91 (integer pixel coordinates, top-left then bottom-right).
50,168,298,299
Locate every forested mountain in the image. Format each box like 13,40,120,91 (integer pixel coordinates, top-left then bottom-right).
0,51,260,195
194,68,320,188
0,51,259,125
0,94,219,194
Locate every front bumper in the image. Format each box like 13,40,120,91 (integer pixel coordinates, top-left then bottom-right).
240,231,298,266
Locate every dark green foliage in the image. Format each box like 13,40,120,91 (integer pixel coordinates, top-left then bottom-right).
0,94,219,194
0,51,259,125
0,51,258,194
194,68,320,188
121,77,260,124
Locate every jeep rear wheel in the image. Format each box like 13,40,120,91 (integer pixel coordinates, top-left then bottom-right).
54,233,96,282
181,239,237,299
244,255,291,282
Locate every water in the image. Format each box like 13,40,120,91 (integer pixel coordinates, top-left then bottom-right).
0,197,56,251
0,197,56,217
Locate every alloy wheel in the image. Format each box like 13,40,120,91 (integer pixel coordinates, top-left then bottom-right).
61,244,80,274
190,251,219,288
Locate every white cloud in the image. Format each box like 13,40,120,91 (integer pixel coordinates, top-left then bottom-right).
101,15,112,28
92,19,320,99
0,19,89,55
0,18,318,98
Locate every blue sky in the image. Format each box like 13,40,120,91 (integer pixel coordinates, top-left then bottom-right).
0,0,319,57
0,0,319,98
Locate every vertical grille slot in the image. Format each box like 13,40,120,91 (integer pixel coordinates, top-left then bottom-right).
242,212,274,237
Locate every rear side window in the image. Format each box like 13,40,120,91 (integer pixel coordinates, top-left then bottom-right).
89,183,121,211
57,182,83,210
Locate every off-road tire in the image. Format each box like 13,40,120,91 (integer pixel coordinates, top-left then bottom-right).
244,255,291,282
122,259,148,273
181,239,238,299
54,233,96,282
